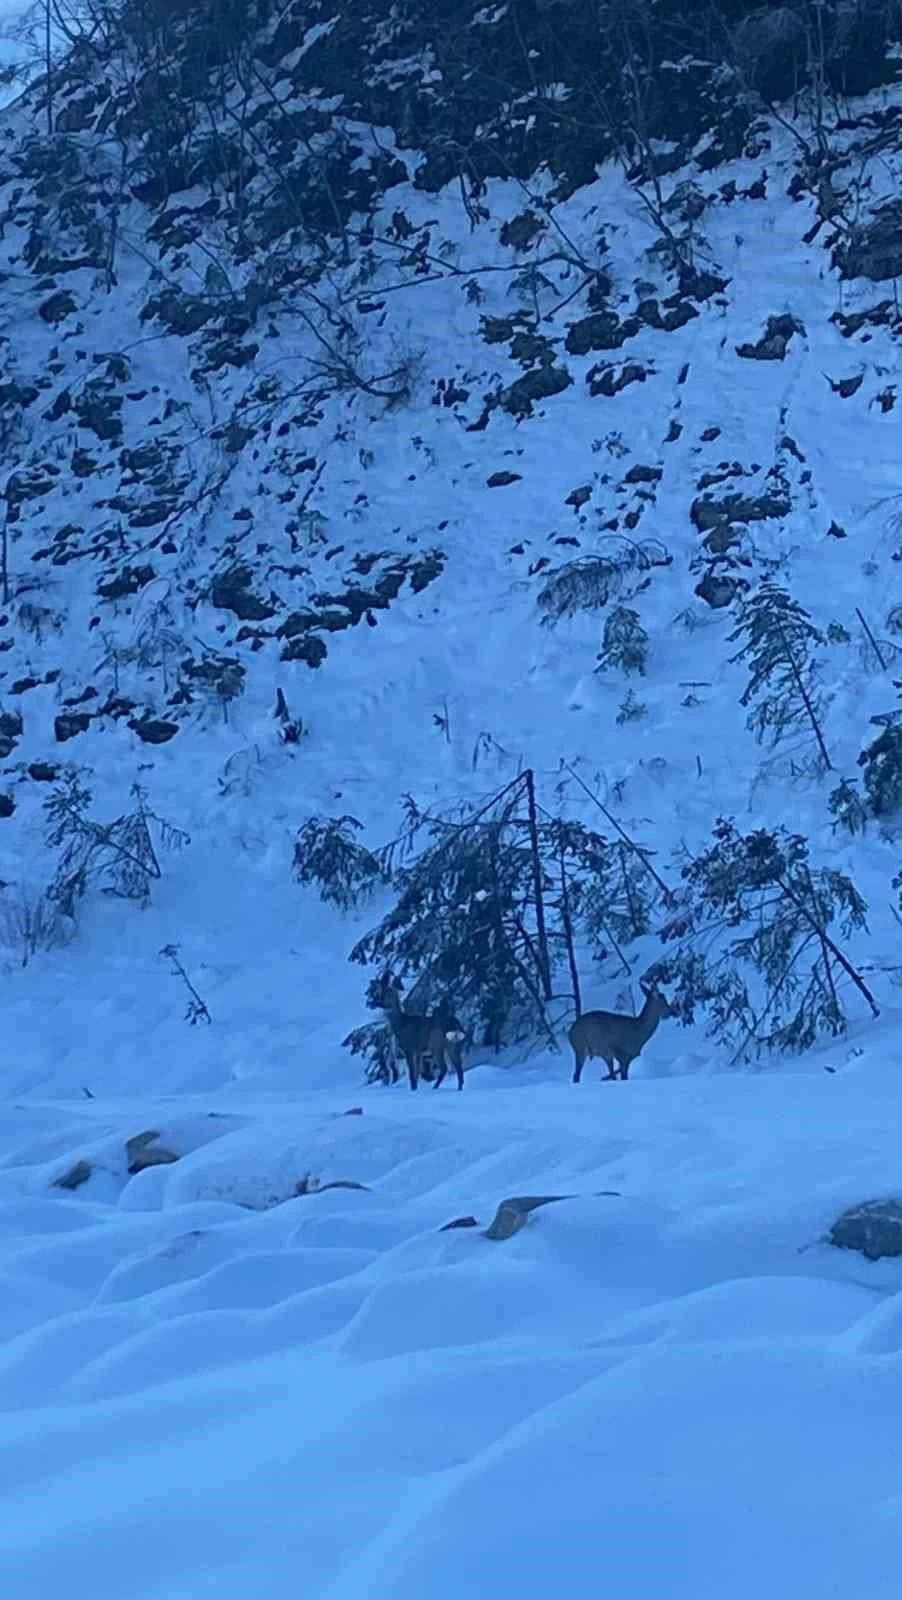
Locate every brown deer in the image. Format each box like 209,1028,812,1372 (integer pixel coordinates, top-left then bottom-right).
569,982,674,1083
379,980,467,1091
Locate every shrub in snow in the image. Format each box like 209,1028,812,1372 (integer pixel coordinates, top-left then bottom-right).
538,555,629,620
597,606,648,676
857,720,902,819
650,818,876,1058
537,538,668,623
176,653,246,724
292,815,387,911
616,689,647,724
43,774,189,918
827,777,867,835
1,884,71,967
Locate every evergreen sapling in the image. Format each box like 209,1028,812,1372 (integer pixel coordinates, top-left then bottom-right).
729,581,831,771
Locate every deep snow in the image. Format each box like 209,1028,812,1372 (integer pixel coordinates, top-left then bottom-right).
3,1073,902,1598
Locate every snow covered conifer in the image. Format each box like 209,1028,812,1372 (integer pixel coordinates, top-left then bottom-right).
292,815,387,911
597,605,648,676
653,819,875,1056
857,720,902,819
728,581,831,770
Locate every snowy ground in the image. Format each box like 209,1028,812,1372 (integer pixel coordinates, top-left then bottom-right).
2,1064,902,1598
0,52,902,1597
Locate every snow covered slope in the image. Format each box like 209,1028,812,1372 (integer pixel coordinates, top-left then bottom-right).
1,98,901,1086
0,3,901,1592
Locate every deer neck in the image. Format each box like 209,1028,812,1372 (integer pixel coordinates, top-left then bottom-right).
383,996,404,1031
637,996,663,1046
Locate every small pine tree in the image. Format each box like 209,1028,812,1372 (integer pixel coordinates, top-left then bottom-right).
350,785,550,1052
857,720,902,818
729,581,831,770
104,786,165,900
616,689,647,724
132,589,188,695
292,815,387,911
43,776,188,917
597,606,648,676
828,777,867,834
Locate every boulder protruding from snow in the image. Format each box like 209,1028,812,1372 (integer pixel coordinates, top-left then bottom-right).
126,1130,179,1174
53,1158,92,1191
829,1198,902,1261
484,1194,571,1241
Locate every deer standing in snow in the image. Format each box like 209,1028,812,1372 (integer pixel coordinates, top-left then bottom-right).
569,982,674,1083
379,979,467,1091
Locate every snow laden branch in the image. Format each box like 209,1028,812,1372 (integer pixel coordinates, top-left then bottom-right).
650,818,876,1060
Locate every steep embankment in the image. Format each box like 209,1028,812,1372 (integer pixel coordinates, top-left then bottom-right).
0,60,899,1083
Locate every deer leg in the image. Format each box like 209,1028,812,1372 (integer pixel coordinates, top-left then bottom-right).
601,1057,617,1081
572,1049,585,1084
406,1052,419,1092
444,1040,464,1091
432,1052,447,1090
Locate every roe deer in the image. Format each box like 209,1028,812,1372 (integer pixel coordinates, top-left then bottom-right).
380,980,467,1092
569,982,674,1083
